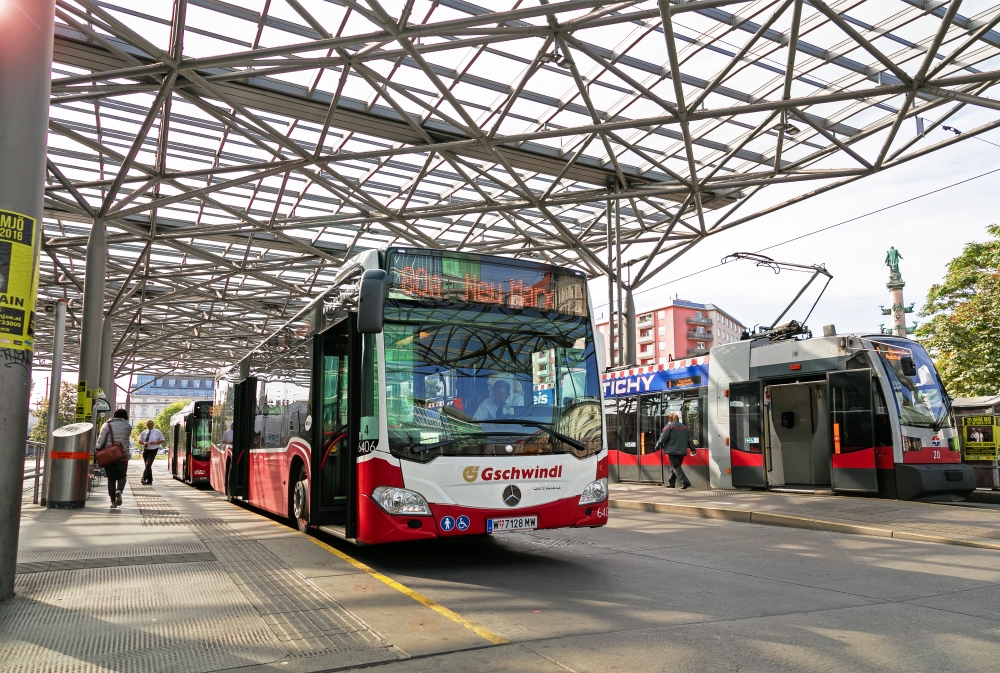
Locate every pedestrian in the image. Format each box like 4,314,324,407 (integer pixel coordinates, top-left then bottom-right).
138,419,165,485
655,412,697,489
95,408,132,508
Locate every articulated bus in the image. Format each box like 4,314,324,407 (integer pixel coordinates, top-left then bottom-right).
210,248,609,544
168,401,213,484
604,332,975,500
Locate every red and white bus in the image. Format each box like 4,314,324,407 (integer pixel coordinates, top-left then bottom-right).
209,248,608,544
168,401,213,485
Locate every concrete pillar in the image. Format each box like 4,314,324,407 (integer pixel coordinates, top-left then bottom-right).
625,288,637,366
42,300,68,507
99,314,114,409
0,0,56,601
78,221,106,398
614,189,625,368
606,199,615,368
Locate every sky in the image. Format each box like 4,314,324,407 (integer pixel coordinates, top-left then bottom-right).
589,122,1000,337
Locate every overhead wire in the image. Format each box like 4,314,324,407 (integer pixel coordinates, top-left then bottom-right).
593,156,1000,312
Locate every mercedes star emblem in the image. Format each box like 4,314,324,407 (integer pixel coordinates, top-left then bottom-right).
502,485,521,507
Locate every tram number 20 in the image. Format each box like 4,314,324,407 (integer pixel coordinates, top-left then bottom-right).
933,450,941,460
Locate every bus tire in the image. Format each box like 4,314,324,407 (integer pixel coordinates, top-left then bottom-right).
290,464,309,533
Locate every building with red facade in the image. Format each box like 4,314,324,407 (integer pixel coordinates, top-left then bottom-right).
595,299,746,367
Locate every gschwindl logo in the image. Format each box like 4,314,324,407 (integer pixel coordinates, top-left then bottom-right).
462,465,563,482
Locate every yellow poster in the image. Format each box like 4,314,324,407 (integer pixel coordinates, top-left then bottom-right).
75,380,92,423
963,415,998,460
0,208,39,352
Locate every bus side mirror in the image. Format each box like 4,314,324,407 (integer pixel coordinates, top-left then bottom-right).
900,356,917,377
358,269,388,334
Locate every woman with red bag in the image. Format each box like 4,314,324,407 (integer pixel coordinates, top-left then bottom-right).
94,408,133,508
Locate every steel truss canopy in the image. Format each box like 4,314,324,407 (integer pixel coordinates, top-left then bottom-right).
36,0,1000,378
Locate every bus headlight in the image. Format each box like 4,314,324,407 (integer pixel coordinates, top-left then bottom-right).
579,477,608,505
371,486,432,516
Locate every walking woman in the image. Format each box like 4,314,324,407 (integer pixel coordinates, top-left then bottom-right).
95,408,132,508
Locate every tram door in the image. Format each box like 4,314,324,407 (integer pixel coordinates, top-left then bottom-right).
639,395,665,484
229,377,256,499
617,397,639,482
828,370,878,493
729,381,767,488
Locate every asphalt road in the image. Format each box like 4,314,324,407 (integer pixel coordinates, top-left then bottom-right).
343,508,1000,673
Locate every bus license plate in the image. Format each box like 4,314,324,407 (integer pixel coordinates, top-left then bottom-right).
487,516,537,533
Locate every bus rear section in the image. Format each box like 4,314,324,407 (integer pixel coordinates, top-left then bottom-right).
210,248,608,544
711,334,974,500
169,401,213,485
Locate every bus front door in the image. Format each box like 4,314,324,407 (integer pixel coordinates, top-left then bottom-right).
729,381,767,488
828,370,878,493
229,376,256,499
639,394,664,484
312,318,355,534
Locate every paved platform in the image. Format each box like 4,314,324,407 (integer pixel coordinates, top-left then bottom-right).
3,461,501,673
610,483,1000,550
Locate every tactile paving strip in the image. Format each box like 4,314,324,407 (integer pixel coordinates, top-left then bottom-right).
0,562,288,673
17,551,217,575
18,542,210,563
131,476,391,656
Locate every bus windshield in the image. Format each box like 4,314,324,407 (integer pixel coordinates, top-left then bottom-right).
871,337,954,429
384,303,602,461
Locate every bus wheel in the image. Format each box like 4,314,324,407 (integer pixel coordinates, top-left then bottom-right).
291,466,309,533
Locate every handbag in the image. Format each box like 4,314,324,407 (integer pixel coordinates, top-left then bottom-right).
95,422,129,468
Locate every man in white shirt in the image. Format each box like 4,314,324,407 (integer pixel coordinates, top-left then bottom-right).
139,420,166,485
474,380,514,421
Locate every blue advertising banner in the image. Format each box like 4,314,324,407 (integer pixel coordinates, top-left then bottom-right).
601,357,710,398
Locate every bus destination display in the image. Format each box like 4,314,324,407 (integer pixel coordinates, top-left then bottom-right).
387,250,587,316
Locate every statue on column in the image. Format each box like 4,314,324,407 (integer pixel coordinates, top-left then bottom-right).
881,246,911,337
884,246,902,277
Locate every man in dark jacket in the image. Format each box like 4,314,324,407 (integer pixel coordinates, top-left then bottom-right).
655,413,697,489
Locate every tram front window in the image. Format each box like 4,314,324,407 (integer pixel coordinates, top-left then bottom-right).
384,304,602,461
871,338,953,429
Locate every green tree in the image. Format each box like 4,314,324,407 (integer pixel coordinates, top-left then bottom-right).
132,400,190,446
29,382,79,443
916,224,1000,397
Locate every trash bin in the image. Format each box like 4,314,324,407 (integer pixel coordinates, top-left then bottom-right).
45,423,94,509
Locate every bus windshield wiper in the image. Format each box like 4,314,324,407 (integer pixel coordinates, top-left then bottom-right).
479,420,587,451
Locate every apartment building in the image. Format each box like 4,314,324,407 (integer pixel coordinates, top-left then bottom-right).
595,298,746,367
128,374,214,422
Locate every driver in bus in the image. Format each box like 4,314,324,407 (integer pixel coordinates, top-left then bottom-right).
474,379,516,421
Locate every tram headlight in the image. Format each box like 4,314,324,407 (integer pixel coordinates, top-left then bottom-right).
371,486,432,516
578,477,608,505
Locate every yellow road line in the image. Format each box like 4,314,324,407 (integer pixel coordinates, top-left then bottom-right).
309,536,510,645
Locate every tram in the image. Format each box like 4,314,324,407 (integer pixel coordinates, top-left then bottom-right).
604,329,975,500
168,401,213,484
209,248,608,544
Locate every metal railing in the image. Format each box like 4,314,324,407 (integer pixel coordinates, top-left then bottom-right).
686,316,712,326
24,440,45,504
686,330,714,341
